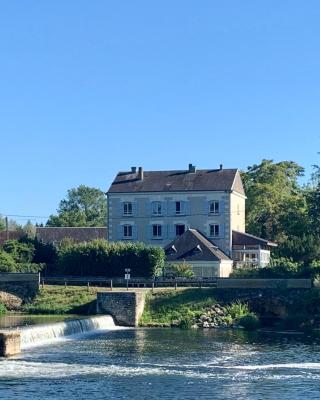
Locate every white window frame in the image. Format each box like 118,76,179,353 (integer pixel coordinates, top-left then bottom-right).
152,224,162,238
209,201,220,214
123,202,133,215
123,224,133,238
152,201,162,215
209,224,220,238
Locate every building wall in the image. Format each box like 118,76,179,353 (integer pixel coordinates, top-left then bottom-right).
168,260,233,278
229,192,246,234
108,191,233,254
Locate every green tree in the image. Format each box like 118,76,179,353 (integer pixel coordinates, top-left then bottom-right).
242,160,308,241
2,240,35,263
0,250,16,272
46,185,107,227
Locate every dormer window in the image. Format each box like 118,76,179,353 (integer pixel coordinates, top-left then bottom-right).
123,202,132,215
209,201,220,214
152,202,162,215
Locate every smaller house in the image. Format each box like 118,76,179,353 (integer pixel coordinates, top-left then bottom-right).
36,227,108,245
164,229,233,278
232,231,277,268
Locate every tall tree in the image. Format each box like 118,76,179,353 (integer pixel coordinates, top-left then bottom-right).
46,185,107,227
242,160,308,241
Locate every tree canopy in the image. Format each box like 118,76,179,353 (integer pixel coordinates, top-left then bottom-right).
46,185,107,227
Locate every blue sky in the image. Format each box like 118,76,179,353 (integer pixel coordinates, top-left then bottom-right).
0,1,319,224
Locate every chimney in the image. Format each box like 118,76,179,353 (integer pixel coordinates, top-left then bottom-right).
138,166,144,180
131,166,137,173
219,164,223,170
188,163,196,173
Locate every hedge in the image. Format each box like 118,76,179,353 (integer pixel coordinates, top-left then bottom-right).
48,240,165,278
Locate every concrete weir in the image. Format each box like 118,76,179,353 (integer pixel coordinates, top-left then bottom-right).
96,291,145,327
0,331,21,357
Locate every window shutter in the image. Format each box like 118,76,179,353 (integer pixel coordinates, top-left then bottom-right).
162,224,167,239
132,225,138,240
118,202,123,217
220,224,225,238
185,201,190,215
147,201,152,216
220,200,225,215
117,224,123,240
204,200,209,215
147,225,153,240
168,201,175,216
168,224,176,239
132,201,138,217
162,201,167,216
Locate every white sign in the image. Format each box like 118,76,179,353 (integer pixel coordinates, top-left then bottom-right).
125,273,131,280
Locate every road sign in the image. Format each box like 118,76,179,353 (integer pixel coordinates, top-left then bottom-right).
125,273,130,280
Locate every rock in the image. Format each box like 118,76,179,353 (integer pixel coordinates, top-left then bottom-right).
191,324,199,329
203,321,210,328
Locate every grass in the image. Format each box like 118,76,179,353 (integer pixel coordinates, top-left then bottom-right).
140,288,218,326
22,285,99,314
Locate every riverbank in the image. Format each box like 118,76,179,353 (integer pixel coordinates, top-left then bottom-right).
5,285,320,332
140,288,259,329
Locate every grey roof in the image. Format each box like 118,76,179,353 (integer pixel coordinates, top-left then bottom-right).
36,227,107,244
108,168,245,195
164,229,232,262
232,231,277,247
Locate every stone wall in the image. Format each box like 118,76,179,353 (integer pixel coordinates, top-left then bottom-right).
0,273,39,310
96,292,145,326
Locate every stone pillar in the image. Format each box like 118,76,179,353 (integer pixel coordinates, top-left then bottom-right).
96,292,145,327
0,331,21,357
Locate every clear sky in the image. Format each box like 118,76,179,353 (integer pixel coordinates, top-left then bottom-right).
0,1,319,225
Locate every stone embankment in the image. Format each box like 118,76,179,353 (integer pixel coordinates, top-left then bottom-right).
191,303,234,329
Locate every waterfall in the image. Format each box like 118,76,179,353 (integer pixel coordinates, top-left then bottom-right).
20,315,116,349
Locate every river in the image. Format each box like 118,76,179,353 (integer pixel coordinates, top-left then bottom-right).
1,327,320,399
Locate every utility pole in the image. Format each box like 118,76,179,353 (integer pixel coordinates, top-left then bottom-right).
5,216,9,240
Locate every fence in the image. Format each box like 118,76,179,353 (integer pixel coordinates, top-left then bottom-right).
39,276,313,290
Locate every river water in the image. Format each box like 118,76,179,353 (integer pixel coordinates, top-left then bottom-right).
1,328,320,399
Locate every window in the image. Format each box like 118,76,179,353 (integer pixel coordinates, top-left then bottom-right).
152,202,162,215
152,224,162,238
175,224,185,236
209,224,220,237
123,202,132,215
209,201,219,214
123,225,132,238
175,201,182,214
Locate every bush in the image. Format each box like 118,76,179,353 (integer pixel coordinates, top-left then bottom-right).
52,240,165,278
3,240,35,263
239,313,260,330
164,262,195,279
0,250,16,272
0,302,6,315
226,301,250,320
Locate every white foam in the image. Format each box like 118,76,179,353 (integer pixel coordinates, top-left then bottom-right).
19,315,123,349
222,363,320,370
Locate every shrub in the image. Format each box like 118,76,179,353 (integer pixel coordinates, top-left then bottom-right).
239,313,260,330
0,302,6,315
164,262,195,279
3,240,35,263
226,301,250,320
53,240,165,278
0,250,16,272
179,316,193,329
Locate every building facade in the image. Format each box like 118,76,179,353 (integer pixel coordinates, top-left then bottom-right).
107,164,275,273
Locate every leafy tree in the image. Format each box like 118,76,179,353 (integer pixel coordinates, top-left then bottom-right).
0,215,5,231
2,240,35,263
0,250,16,272
164,262,195,278
46,185,107,227
242,160,308,241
